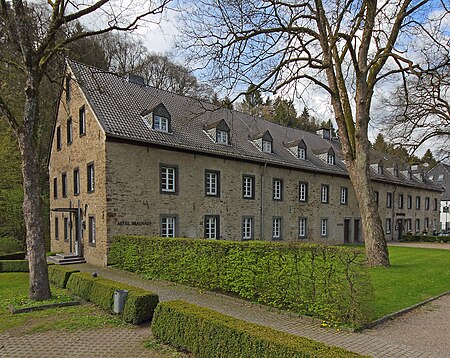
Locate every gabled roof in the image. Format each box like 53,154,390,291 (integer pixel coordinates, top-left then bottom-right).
427,163,450,199
67,60,441,192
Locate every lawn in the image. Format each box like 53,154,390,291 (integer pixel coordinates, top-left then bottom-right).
369,246,450,318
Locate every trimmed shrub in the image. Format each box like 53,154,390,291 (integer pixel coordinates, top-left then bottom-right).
153,300,366,358
400,234,450,243
66,272,159,324
0,236,23,255
48,265,80,288
0,252,26,260
0,260,29,272
109,236,375,326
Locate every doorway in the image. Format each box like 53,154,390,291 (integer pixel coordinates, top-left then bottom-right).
344,219,351,243
353,219,360,243
397,219,403,241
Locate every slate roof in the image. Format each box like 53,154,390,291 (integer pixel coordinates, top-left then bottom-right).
68,60,441,192
427,163,450,199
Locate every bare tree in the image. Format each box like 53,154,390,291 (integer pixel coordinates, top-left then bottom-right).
0,0,169,300
179,0,449,266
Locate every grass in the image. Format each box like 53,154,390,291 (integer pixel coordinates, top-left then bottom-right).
0,272,125,334
369,246,450,318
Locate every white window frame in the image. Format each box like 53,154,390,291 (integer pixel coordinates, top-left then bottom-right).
73,168,80,195
272,218,282,240
327,153,335,165
87,163,95,193
153,115,169,132
298,147,306,160
161,166,176,193
407,195,412,209
386,192,392,208
161,216,176,238
398,194,404,209
205,171,219,196
425,197,430,210
321,218,328,237
216,130,229,144
340,187,348,205
299,182,308,202
386,218,392,234
321,185,329,204
243,175,254,199
262,140,272,153
79,106,86,136
416,196,421,210
205,216,219,239
273,179,282,200
242,217,253,240
67,118,73,144
299,217,307,238
88,216,96,245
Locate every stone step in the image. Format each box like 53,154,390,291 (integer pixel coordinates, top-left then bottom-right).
47,254,86,265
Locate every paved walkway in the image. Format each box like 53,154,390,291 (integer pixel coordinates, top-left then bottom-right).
388,241,450,250
64,263,448,358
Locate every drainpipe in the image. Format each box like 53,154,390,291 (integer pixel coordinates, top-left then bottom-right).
260,162,267,241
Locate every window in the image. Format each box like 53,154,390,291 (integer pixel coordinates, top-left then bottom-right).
88,216,96,245
434,198,438,211
262,140,272,153
53,177,58,199
160,165,177,194
438,174,444,181
424,217,429,232
273,179,283,201
406,218,412,232
321,218,328,237
407,195,412,209
425,197,430,210
73,168,80,196
415,196,421,210
242,175,255,199
67,118,73,144
434,219,437,230
377,162,384,175
321,184,329,204
386,192,392,208
327,153,335,165
393,165,399,177
386,218,392,234
62,172,67,198
204,215,220,239
415,218,420,233
374,191,379,206
65,76,71,102
340,187,348,205
216,130,229,144
54,217,59,241
299,182,308,202
298,217,307,239
87,163,95,193
153,115,169,132
56,126,62,151
79,106,86,136
298,147,306,160
63,217,69,241
242,217,253,240
398,194,404,209
272,217,282,240
161,216,177,238
205,170,220,197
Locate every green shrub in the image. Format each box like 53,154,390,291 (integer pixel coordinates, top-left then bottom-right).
400,234,450,243
66,272,159,324
0,251,26,260
48,265,80,288
0,236,23,255
0,260,28,272
109,236,374,326
153,300,366,358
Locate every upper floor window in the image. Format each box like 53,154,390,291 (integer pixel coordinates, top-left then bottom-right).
340,187,348,205
160,165,177,194
142,103,171,133
79,106,86,136
298,217,307,239
321,184,329,204
299,182,308,202
242,217,254,240
434,198,438,211
327,153,335,165
205,170,220,197
56,126,62,151
67,118,73,145
161,215,177,238
377,161,384,175
216,130,229,144
87,162,95,193
53,177,58,199
374,191,379,206
205,215,220,240
298,147,306,160
393,164,399,177
407,195,412,209
204,119,230,145
416,196,421,210
250,130,272,153
262,140,272,153
243,175,255,199
398,194,404,209
65,76,71,102
425,197,430,210
154,115,169,132
386,192,392,208
272,217,282,240
273,179,283,201
61,172,67,198
73,168,80,196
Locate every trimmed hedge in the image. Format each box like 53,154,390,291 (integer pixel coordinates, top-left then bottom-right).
109,236,374,326
400,234,450,243
0,260,29,272
48,265,80,288
0,252,26,260
66,272,159,324
153,300,366,358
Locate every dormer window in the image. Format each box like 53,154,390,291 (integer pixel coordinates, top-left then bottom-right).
377,161,384,175
141,103,171,133
393,164,399,177
327,153,335,165
217,129,229,144
204,119,230,145
298,147,306,160
262,140,272,153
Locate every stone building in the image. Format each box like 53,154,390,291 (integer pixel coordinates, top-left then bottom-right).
49,61,442,265
427,163,450,233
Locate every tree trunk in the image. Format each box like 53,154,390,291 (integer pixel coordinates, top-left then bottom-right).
17,89,51,300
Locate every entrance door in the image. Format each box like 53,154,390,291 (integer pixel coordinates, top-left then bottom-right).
344,219,351,243
354,219,360,243
397,219,403,241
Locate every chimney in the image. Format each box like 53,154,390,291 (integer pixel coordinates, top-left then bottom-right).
316,127,331,140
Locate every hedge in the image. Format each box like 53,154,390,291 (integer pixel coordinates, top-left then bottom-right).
0,260,29,272
0,252,26,260
152,300,366,358
48,265,80,288
109,236,375,326
66,272,159,324
400,234,450,243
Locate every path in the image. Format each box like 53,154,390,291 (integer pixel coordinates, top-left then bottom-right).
388,241,450,250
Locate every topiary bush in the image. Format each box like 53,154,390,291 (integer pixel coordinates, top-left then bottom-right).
109,236,375,326
0,259,28,272
66,272,159,324
0,236,23,255
48,265,80,288
0,252,26,260
400,234,450,243
152,300,367,358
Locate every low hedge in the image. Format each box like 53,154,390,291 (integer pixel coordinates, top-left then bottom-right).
400,234,450,243
109,236,375,326
152,300,366,358
0,260,29,272
0,252,26,260
48,265,80,288
66,272,159,324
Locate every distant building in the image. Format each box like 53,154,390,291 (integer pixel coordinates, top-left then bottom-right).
49,60,442,266
427,163,450,232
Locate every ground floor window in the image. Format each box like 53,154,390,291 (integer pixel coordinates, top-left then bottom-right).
415,219,420,233
54,217,59,241
242,217,253,240
385,218,392,234
204,215,220,239
88,216,96,245
272,217,282,240
321,218,328,237
161,215,177,238
298,217,307,239
64,217,69,241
